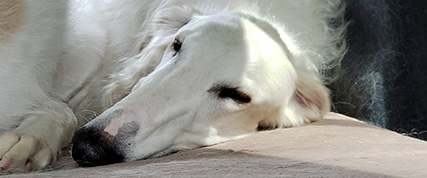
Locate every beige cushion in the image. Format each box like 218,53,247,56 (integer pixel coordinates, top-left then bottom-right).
9,113,427,177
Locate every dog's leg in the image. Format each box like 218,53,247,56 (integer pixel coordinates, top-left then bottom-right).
0,99,77,173
0,0,74,173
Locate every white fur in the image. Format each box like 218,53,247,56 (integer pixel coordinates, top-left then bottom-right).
0,0,346,172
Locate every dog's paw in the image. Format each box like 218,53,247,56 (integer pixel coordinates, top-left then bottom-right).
0,132,54,173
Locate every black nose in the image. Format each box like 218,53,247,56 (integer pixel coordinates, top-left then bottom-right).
72,127,124,167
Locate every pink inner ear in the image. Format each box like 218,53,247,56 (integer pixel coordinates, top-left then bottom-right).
295,90,323,110
295,91,309,108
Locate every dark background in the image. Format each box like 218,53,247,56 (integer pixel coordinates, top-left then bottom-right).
330,0,427,140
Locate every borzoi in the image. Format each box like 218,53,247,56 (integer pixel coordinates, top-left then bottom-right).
0,0,345,173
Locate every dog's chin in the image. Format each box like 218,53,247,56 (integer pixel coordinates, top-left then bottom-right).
143,145,194,160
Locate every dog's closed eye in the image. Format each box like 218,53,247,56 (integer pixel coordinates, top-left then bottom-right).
209,85,251,104
219,87,251,104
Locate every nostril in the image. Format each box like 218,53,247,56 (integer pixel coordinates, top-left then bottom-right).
71,127,124,167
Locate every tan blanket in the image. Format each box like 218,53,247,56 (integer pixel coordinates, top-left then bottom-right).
4,113,427,177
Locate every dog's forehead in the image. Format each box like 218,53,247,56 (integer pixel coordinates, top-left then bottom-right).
181,13,249,37
173,13,290,76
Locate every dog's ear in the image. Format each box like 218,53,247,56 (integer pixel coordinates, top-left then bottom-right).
102,6,196,108
138,5,197,51
289,71,330,125
259,70,330,129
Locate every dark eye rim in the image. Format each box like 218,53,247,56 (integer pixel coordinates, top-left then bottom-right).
209,85,252,104
171,38,182,55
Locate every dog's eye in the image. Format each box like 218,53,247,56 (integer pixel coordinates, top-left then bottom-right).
171,38,182,54
209,85,251,104
219,87,251,104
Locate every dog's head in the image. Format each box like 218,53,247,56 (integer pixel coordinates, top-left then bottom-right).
72,5,329,167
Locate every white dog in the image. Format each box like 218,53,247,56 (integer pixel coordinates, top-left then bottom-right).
0,0,345,173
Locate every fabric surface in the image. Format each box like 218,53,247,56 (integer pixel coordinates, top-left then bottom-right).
331,0,427,140
3,113,427,177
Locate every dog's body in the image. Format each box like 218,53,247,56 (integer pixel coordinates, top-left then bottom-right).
0,0,345,173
